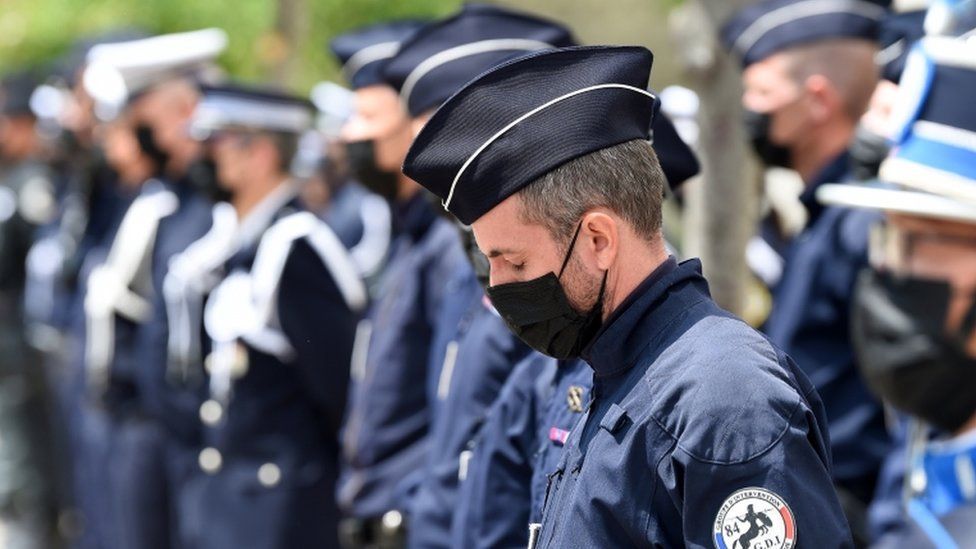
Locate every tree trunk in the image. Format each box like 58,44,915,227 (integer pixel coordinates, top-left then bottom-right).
272,0,307,86
670,0,760,316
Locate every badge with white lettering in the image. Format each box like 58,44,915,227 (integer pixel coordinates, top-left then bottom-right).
713,487,795,549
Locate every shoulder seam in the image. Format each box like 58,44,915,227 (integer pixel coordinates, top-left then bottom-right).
650,334,803,465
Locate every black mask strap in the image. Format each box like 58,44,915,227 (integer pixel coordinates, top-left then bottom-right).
558,221,585,279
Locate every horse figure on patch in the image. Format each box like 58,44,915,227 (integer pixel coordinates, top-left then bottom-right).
732,504,774,549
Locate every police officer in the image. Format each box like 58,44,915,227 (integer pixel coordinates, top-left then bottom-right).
817,33,976,547
404,45,853,547
304,81,392,288
0,68,62,549
722,1,892,534
78,29,225,549
378,7,574,547
448,89,702,548
330,20,471,548
175,83,366,548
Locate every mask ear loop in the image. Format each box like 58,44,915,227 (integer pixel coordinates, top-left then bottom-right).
557,221,585,279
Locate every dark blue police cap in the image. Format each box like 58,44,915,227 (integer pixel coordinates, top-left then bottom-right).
190,84,314,138
330,20,428,90
876,10,927,82
403,46,657,225
383,4,576,117
1,70,42,117
722,0,886,67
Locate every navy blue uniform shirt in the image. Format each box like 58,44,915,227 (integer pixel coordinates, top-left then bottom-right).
449,353,591,549
763,153,889,497
536,258,853,548
408,264,532,548
181,193,364,549
338,192,467,518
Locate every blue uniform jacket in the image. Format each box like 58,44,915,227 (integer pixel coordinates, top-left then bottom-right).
449,353,590,549
407,265,532,548
182,196,366,549
84,178,189,415
338,193,467,518
133,179,213,444
763,154,889,496
536,258,853,548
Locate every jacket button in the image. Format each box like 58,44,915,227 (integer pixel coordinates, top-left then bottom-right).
199,447,222,474
258,463,281,488
199,399,223,425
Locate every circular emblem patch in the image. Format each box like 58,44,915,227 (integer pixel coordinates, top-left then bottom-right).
713,487,795,549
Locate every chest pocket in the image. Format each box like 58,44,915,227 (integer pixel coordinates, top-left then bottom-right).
599,403,630,437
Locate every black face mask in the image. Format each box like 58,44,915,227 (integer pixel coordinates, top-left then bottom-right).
486,223,607,360
135,124,170,177
743,109,792,168
186,157,230,203
852,269,976,433
848,124,891,181
346,139,399,202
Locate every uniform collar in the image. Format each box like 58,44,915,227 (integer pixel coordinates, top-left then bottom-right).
582,257,710,378
236,179,299,248
800,151,850,223
394,191,439,241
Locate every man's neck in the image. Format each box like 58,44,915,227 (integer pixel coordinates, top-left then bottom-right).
603,234,670,320
793,122,854,185
396,173,421,203
233,175,287,220
166,144,199,180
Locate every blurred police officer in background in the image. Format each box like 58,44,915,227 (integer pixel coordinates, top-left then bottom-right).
818,31,976,547
75,29,224,549
303,81,392,289
176,83,366,548
0,68,62,549
404,44,853,547
723,1,892,539
377,6,575,547
329,19,471,548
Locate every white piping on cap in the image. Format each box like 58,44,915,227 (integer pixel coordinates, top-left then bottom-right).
400,39,555,108
342,41,401,83
444,83,656,211
733,0,885,57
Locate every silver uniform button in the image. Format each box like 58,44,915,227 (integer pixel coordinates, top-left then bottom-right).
381,510,403,532
257,463,281,488
198,447,222,474
199,399,223,425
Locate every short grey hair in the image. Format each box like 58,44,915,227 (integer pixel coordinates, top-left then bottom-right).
517,138,666,246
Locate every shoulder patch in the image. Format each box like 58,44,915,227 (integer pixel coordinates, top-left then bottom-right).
713,487,795,549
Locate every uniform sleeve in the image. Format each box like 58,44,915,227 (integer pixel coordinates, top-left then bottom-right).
668,402,854,549
278,238,360,434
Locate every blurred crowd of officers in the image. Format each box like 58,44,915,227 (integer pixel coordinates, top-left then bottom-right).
0,0,975,547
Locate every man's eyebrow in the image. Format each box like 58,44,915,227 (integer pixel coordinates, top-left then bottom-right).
486,248,519,258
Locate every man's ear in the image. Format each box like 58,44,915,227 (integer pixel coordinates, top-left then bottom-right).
580,210,618,272
804,74,842,125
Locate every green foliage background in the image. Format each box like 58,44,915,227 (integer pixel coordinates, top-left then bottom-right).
0,0,460,89
0,0,684,92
